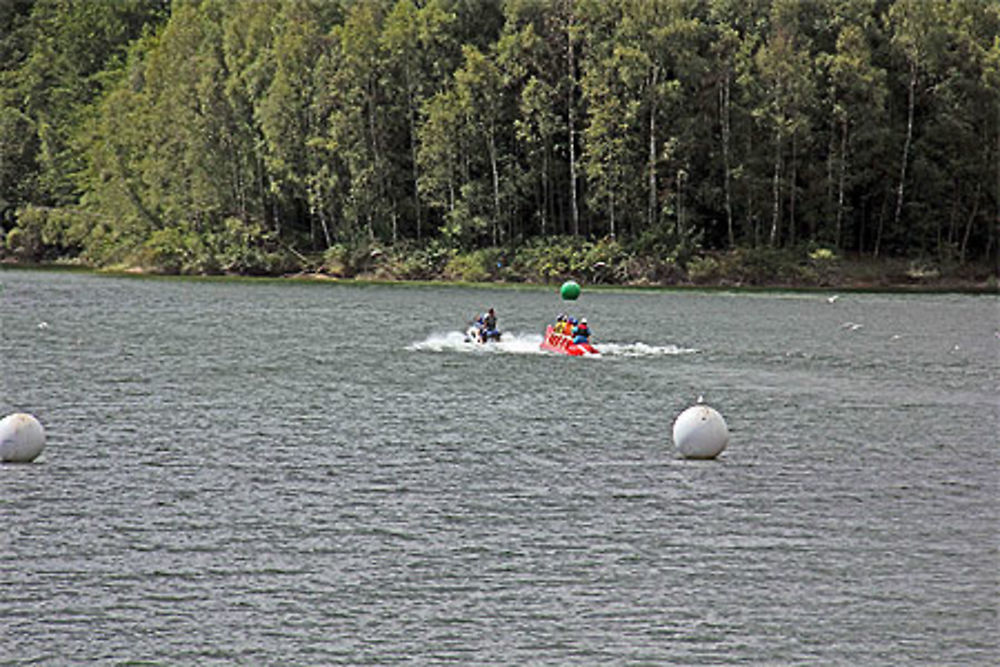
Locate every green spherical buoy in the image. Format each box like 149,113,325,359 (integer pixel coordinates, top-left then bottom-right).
560,280,581,300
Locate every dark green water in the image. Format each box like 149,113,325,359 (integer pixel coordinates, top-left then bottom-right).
2,268,997,664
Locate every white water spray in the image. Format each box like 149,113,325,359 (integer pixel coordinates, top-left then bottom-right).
408,331,545,355
409,332,698,358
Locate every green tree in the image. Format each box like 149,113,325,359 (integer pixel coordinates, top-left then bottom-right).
2,0,166,207
914,0,999,263
257,0,329,247
824,13,887,250
380,0,458,241
4,0,996,273
453,45,509,246
884,0,940,257
500,3,563,238
323,0,392,241
417,88,464,223
985,28,1000,261
709,20,741,248
579,0,642,240
219,0,282,230
708,0,770,247
752,15,816,247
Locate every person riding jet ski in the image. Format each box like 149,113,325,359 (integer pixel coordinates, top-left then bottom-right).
470,307,500,343
482,308,497,332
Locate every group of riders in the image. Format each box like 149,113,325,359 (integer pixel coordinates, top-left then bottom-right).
469,307,501,343
469,308,592,345
552,314,591,344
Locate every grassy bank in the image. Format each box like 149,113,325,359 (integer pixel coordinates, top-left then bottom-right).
4,243,996,294
4,214,995,292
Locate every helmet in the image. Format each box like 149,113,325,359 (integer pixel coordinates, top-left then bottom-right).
569,317,578,324
581,318,587,324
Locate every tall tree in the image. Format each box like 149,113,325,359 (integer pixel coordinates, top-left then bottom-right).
581,45,641,240
380,0,459,241
453,45,508,246
258,0,328,246
325,0,392,241
986,27,1000,262
710,20,741,247
753,19,815,247
825,14,886,250
4,0,997,270
884,0,938,257
3,0,167,207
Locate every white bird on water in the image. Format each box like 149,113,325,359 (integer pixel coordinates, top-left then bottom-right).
827,295,840,304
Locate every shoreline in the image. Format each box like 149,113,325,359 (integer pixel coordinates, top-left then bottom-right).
3,259,996,295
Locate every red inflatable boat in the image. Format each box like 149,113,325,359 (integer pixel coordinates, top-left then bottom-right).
540,326,599,356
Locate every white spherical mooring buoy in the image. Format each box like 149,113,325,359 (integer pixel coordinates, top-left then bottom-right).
0,413,46,463
672,404,729,459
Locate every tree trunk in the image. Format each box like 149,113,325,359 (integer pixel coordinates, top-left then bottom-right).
836,116,848,249
676,170,683,237
542,143,549,236
274,198,282,237
994,98,999,261
746,127,756,246
257,157,270,230
890,60,917,257
367,77,383,240
874,186,889,258
945,181,959,253
567,13,580,237
721,74,734,248
769,126,781,247
318,206,332,248
789,130,797,246
827,115,835,227
648,67,659,231
959,183,981,264
409,100,421,240
609,188,615,238
858,196,867,255
488,130,500,246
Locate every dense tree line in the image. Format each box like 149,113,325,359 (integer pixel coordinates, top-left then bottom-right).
1,0,997,277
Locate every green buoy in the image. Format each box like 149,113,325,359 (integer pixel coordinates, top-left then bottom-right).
560,280,581,300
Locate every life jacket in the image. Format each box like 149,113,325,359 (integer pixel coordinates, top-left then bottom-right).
574,324,589,340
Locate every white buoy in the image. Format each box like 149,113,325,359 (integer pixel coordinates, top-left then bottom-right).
0,413,46,463
672,404,729,459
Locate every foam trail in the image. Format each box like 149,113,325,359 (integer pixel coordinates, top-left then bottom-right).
408,331,545,355
596,341,699,357
409,333,698,358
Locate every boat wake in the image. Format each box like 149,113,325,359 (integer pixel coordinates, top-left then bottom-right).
409,332,698,357
408,331,546,355
597,341,699,357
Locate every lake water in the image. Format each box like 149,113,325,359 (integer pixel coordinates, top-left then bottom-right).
1,268,997,664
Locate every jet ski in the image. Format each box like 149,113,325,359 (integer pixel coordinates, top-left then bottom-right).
465,324,502,344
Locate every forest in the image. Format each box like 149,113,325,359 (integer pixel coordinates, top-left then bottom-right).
1,0,997,286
